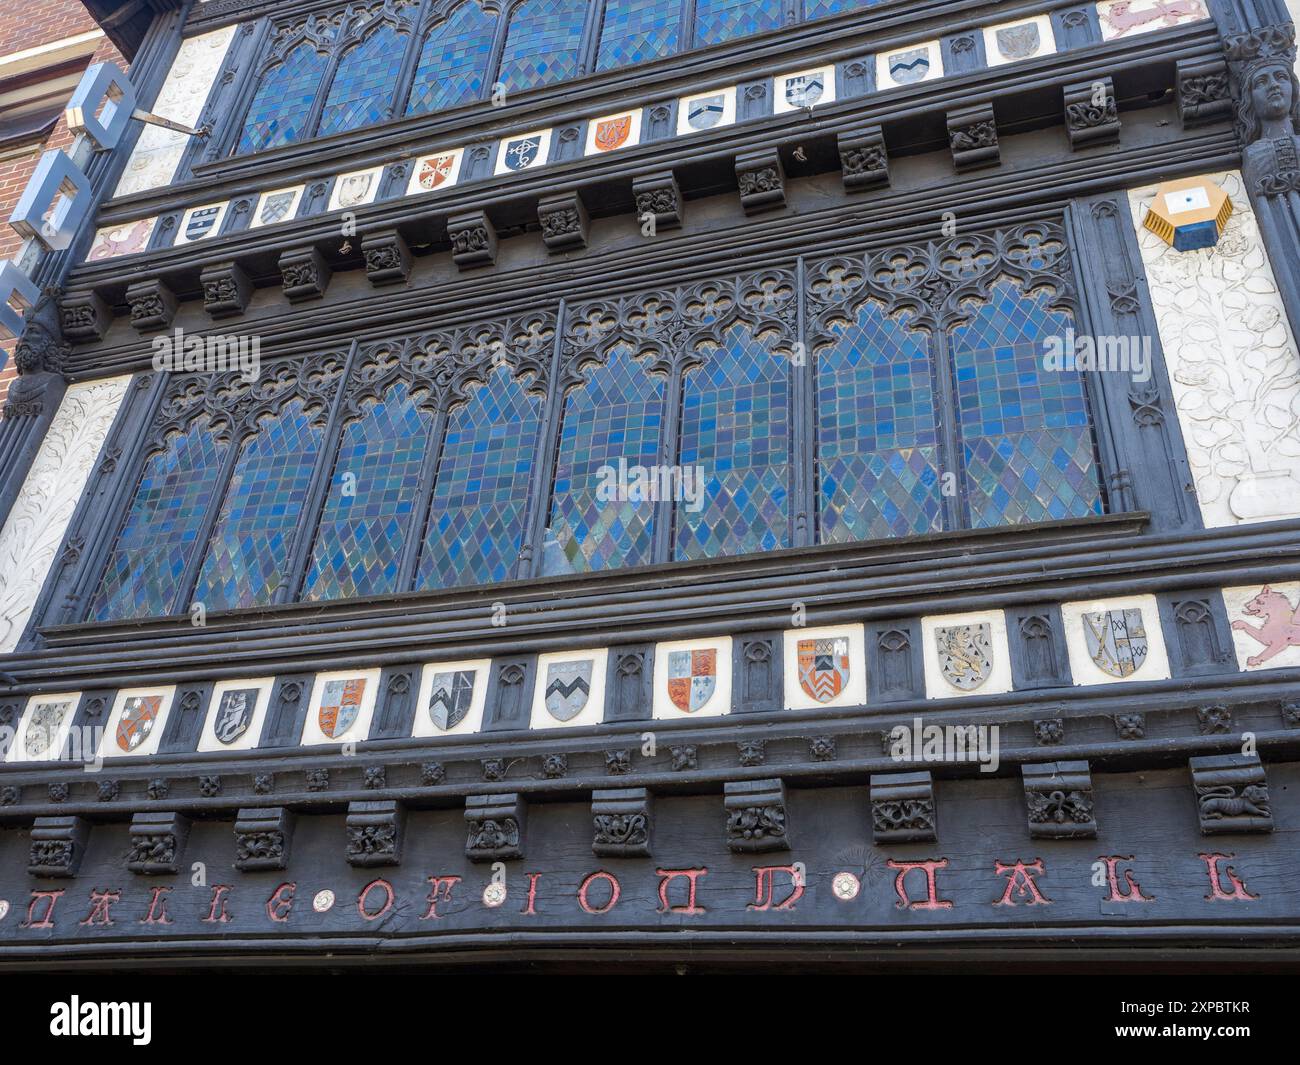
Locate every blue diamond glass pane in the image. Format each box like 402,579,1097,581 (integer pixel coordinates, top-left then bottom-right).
675,322,791,561
406,1,497,115
548,343,665,574
497,0,585,93
815,299,943,543
238,43,330,154
803,0,878,19
694,0,780,47
90,418,229,621
304,381,432,601
416,367,542,589
193,399,326,611
950,279,1103,528
596,0,681,71
318,24,407,137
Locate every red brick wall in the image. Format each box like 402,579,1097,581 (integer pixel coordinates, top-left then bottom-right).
1,4,124,404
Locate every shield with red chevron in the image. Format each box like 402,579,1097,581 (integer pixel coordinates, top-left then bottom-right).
798,637,850,704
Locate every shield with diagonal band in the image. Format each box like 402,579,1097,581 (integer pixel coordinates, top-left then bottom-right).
1083,608,1149,678
117,695,161,752
797,638,849,703
428,670,475,730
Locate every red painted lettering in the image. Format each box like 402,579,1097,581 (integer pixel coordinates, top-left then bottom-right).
887,859,954,910
266,881,296,923
521,872,542,916
422,876,461,919
1098,855,1153,903
749,865,804,911
203,884,233,924
357,878,395,921
80,888,122,926
578,871,621,915
21,889,63,929
655,867,707,915
1200,852,1258,902
140,885,173,925
993,859,1051,906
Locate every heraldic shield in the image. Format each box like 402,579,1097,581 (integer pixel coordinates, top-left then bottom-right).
319,678,365,738
667,649,716,712
1083,608,1149,678
784,73,824,108
888,47,931,84
687,94,726,129
594,116,631,151
117,695,162,752
214,688,257,745
797,638,849,703
25,700,70,758
936,623,993,690
996,23,1040,59
503,135,542,170
418,154,456,190
545,660,593,721
428,670,474,730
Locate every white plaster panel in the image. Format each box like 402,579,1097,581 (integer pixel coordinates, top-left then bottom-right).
920,610,1013,699
1222,581,1300,671
412,658,491,737
781,623,866,710
99,686,176,759
197,677,275,752
1130,171,1300,527
1060,594,1171,685
301,668,382,746
1096,0,1209,41
0,376,130,652
652,637,732,719
112,25,237,198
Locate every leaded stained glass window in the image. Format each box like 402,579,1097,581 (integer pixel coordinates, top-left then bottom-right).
548,343,665,573
416,366,544,589
304,380,433,601
238,42,331,154
596,0,681,71
89,418,230,621
694,0,781,48
950,280,1103,528
676,323,792,561
803,0,875,19
406,1,497,115
497,0,586,93
815,300,942,544
317,23,408,137
192,399,328,612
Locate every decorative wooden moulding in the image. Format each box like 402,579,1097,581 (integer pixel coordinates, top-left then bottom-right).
465,792,525,861
278,247,330,302
234,807,294,871
1176,56,1233,128
1190,753,1274,835
200,261,253,318
838,126,890,191
592,787,653,857
361,228,412,286
1022,760,1097,839
59,291,110,343
946,103,1000,171
127,810,191,875
724,777,790,853
125,278,178,332
870,770,936,843
632,172,683,231
28,815,89,878
346,799,405,867
447,210,497,270
735,149,786,213
538,192,589,251
1064,78,1120,148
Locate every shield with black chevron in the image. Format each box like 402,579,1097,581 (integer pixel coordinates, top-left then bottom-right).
797,638,850,703
544,660,593,722
428,670,474,730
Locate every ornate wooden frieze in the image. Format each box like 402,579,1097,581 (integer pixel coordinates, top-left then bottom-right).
200,261,254,318
125,278,179,333
465,793,525,862
1023,761,1097,839
58,291,110,343
1064,77,1120,147
632,172,682,231
234,807,293,871
346,800,405,867
447,211,497,270
592,787,653,858
837,126,889,191
735,149,786,214
361,229,412,286
871,771,936,844
947,103,1000,170
28,815,89,878
1191,754,1273,835
538,193,589,252
127,811,191,875
724,778,789,853
1176,56,1232,127
279,247,331,301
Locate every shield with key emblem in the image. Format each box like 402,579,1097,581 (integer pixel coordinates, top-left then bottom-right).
797,638,850,703
544,660,592,721
1083,608,1149,678
667,649,717,713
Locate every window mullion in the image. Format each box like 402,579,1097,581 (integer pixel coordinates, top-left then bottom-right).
392,0,435,119
930,327,966,532
792,255,815,547
280,340,363,605
651,349,686,565
577,0,604,76
305,47,346,139
482,0,514,100
515,299,569,580
397,407,450,592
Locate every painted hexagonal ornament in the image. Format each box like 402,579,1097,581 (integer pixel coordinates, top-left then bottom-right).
1142,176,1232,251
